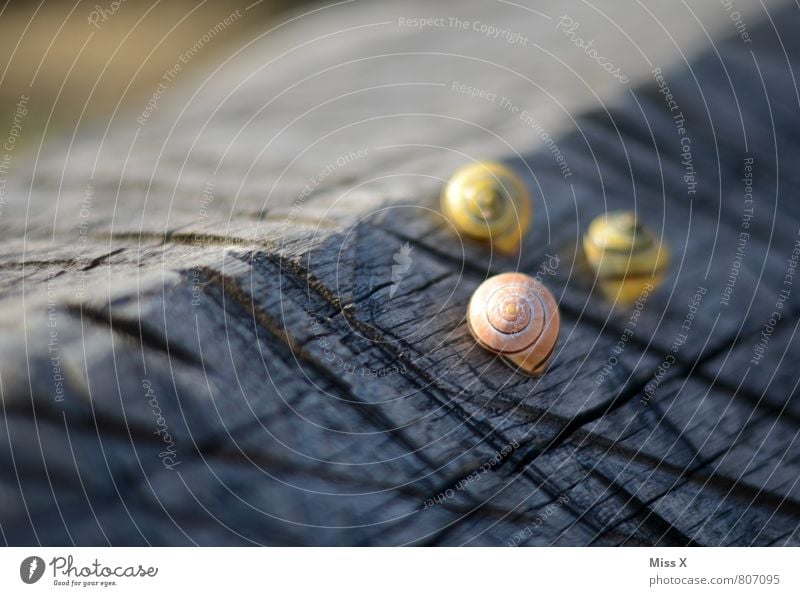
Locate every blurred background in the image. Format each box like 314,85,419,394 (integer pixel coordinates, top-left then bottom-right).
0,0,294,144
1,0,799,548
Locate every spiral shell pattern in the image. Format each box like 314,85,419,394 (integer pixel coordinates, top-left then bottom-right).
467,273,560,376
583,211,669,303
442,162,532,253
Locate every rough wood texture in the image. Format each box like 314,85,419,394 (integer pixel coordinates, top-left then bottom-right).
1,0,799,545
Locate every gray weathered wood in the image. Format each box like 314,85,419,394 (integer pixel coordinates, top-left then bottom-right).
1,0,798,545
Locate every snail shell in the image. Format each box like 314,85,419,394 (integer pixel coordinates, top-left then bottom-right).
442,162,532,253
583,211,669,303
467,273,560,376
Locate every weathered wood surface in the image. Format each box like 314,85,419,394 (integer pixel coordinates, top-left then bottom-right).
1,0,799,545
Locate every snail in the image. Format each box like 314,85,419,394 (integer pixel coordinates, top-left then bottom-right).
583,211,669,303
467,272,560,376
442,162,532,253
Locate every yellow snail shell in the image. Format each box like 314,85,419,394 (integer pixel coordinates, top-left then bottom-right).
583,211,669,303
467,272,560,376
442,162,532,253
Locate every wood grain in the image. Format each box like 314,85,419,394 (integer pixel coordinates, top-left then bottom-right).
0,0,798,545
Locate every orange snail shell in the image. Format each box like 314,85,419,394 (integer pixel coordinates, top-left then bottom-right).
467,273,560,376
